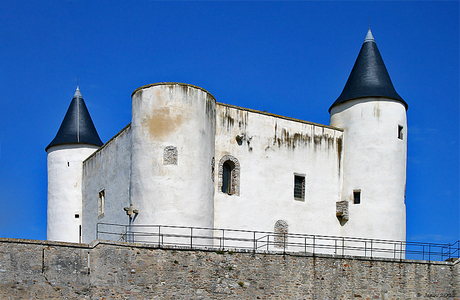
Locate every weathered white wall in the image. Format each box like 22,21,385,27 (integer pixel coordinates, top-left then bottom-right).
81,125,132,243
51,85,406,250
330,98,407,242
47,144,99,243
130,83,216,240
214,104,344,239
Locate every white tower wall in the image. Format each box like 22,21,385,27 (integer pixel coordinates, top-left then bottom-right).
330,98,407,241
130,83,216,241
47,144,99,242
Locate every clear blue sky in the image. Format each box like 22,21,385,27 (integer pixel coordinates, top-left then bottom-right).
0,1,458,244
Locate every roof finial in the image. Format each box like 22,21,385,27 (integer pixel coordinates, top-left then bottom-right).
369,16,371,29
364,27,374,42
74,80,82,99
77,77,79,88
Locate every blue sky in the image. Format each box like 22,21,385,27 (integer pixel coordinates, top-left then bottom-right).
0,1,458,244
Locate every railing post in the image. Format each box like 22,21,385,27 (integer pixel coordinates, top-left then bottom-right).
304,237,307,254
342,237,345,256
283,232,286,254
158,226,161,247
399,241,406,259
222,229,225,250
267,235,269,252
253,231,256,252
334,239,337,255
428,243,431,261
370,239,373,258
313,236,316,255
364,241,367,258
190,227,193,248
96,223,99,240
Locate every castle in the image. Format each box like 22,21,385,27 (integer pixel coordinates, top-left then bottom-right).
46,29,408,247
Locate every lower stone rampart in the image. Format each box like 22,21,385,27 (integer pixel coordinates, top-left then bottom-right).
0,238,458,299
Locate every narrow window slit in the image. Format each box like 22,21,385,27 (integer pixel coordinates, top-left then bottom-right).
294,174,305,200
353,190,361,204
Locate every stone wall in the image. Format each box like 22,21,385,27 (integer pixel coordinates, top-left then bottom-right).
0,238,458,299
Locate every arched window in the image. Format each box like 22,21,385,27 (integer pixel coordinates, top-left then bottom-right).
218,155,240,196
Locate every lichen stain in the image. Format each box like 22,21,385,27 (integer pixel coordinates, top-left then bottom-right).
205,97,215,120
220,108,235,131
143,107,184,140
373,104,381,119
313,135,322,145
327,136,334,149
337,137,343,174
272,124,312,149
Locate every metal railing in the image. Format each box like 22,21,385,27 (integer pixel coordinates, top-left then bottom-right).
96,223,459,262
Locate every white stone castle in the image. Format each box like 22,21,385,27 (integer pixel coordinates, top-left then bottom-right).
46,29,408,247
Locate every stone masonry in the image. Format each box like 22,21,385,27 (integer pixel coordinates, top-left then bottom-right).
0,237,458,299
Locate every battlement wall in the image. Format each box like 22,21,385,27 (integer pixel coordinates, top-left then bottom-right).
0,238,458,299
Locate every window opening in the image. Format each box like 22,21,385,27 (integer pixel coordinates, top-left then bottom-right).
218,155,240,196
398,125,404,140
75,214,80,219
353,190,361,204
294,174,305,200
222,161,232,194
98,190,105,217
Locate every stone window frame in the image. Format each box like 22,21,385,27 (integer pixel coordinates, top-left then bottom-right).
274,220,288,248
163,146,178,165
218,155,240,196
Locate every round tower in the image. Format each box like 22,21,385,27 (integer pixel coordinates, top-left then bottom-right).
46,87,103,243
130,83,216,238
329,30,408,242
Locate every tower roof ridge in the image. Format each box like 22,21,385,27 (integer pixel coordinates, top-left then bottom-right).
329,29,408,112
46,87,103,151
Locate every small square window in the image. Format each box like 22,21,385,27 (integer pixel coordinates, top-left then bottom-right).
398,125,404,140
353,190,361,204
294,174,305,200
75,214,80,219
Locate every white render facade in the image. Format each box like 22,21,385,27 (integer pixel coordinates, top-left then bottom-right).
46,29,408,250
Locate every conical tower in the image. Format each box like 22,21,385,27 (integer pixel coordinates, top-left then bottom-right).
330,29,407,242
46,87,103,243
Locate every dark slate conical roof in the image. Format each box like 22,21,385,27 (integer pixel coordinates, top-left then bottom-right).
46,87,103,151
329,29,407,112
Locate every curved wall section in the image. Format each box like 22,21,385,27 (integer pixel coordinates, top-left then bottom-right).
47,144,99,242
130,83,216,232
330,98,407,241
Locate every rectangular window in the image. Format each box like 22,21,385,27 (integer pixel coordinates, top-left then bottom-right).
398,125,404,140
98,190,105,217
353,190,361,204
294,174,306,201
